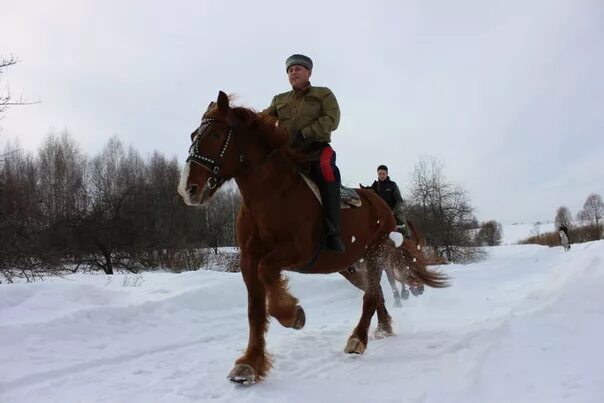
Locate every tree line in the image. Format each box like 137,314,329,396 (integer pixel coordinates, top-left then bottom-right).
1,132,240,282
2,134,493,283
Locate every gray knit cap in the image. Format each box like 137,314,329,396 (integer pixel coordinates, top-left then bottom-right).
285,54,313,72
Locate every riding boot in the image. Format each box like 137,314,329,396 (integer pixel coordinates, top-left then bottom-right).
320,181,346,252
394,210,412,238
396,223,412,239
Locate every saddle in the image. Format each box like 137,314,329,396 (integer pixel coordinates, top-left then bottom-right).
301,174,362,208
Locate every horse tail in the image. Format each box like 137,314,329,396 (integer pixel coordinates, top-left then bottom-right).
406,219,444,265
402,239,449,288
391,228,449,289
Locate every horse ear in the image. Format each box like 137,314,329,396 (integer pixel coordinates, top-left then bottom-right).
203,101,215,117
217,91,229,115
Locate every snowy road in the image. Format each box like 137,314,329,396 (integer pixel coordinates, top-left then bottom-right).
1,242,603,403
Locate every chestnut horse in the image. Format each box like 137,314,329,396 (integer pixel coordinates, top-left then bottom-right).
179,92,448,384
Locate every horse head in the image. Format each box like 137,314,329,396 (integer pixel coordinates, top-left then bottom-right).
179,91,290,206
178,91,244,206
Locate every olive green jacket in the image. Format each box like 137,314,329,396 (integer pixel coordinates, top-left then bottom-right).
262,85,340,143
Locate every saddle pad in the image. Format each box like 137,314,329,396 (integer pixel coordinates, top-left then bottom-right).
300,174,362,208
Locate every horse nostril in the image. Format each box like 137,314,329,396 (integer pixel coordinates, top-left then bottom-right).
187,184,199,196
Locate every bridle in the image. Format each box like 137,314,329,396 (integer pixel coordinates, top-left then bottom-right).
186,118,244,189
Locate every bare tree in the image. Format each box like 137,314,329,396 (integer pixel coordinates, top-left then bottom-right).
578,194,603,227
578,193,604,239
475,220,503,246
78,137,144,274
1,55,40,166
0,145,64,283
406,156,483,262
0,56,18,117
1,55,38,119
204,185,241,253
37,131,88,224
554,206,573,229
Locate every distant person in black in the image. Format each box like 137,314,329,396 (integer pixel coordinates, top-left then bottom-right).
361,165,411,238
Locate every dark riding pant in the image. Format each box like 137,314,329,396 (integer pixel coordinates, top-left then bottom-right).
309,144,344,252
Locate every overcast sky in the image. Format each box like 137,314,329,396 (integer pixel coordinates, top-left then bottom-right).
1,0,603,224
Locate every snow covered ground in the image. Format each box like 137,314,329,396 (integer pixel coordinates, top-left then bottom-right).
1,241,603,403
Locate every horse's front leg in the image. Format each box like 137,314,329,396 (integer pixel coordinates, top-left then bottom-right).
374,285,393,339
227,252,271,384
259,252,305,330
385,266,402,307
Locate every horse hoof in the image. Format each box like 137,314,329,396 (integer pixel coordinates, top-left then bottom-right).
227,364,256,385
374,325,394,339
410,285,424,296
292,305,306,330
344,337,367,354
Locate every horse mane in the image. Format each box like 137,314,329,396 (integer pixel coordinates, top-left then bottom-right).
229,106,312,165
231,107,288,150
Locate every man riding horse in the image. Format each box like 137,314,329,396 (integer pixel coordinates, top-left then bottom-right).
178,56,449,384
262,54,345,252
362,164,412,238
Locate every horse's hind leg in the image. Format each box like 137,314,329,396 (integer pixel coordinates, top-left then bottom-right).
340,269,392,338
385,266,402,307
400,284,410,300
374,285,393,338
227,253,271,384
345,246,385,354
